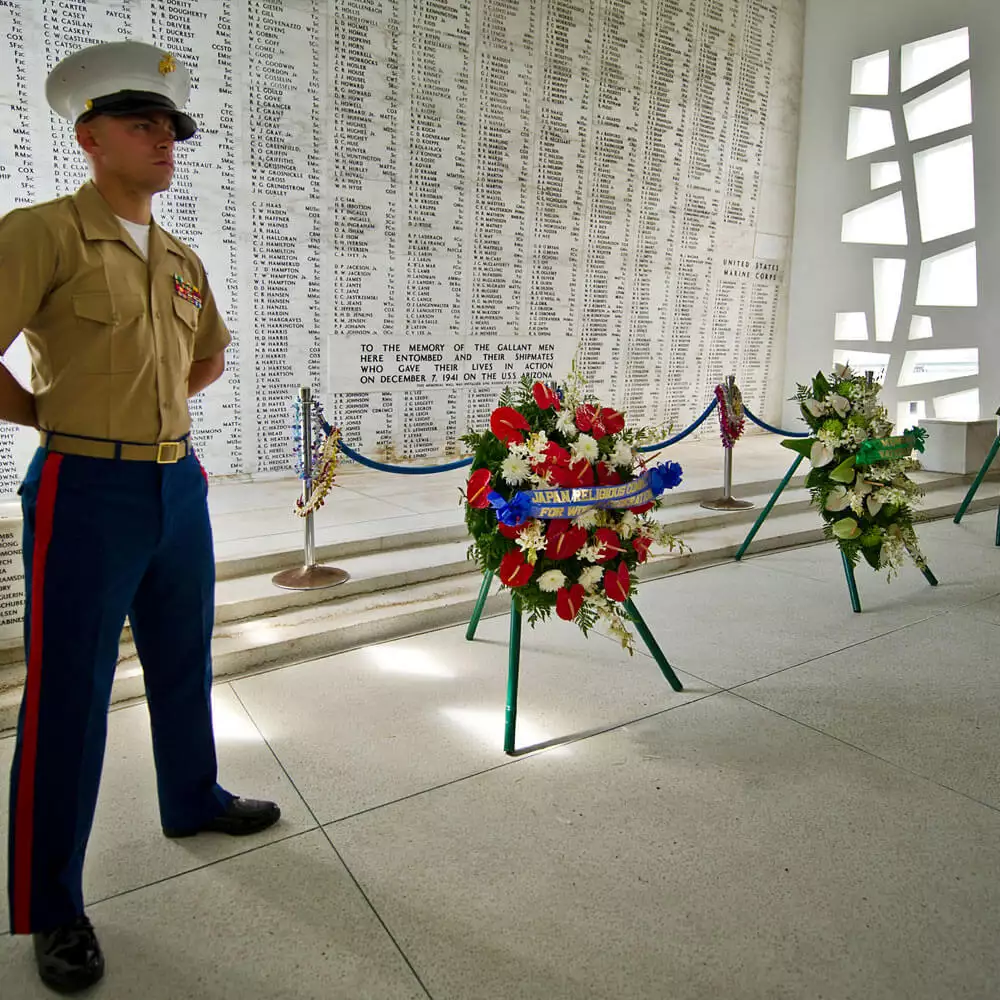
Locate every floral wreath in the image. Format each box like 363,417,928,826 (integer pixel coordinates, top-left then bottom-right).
714,376,745,449
782,364,928,576
292,397,340,517
462,371,685,651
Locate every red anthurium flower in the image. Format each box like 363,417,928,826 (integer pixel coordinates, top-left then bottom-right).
547,464,573,488
603,562,630,602
597,462,622,486
499,550,533,588
589,410,608,440
575,403,597,433
630,501,655,515
466,468,492,509
547,520,589,560
490,406,531,446
601,408,626,435
543,441,572,466
594,527,624,562
497,522,523,540
566,457,595,488
532,382,561,412
632,535,653,563
556,583,586,621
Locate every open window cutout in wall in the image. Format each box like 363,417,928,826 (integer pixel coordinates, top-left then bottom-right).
851,51,890,95
897,399,927,431
897,347,978,386
838,28,980,421
915,242,978,306
870,161,901,190
847,107,895,159
873,258,905,341
913,136,975,242
903,71,972,142
842,192,907,245
832,349,890,383
933,387,980,420
901,27,970,92
835,312,869,341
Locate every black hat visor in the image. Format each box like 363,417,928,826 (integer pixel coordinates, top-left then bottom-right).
76,90,197,141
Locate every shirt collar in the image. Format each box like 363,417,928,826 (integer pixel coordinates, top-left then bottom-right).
73,180,185,258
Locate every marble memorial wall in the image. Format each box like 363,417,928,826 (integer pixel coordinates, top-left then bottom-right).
0,0,802,490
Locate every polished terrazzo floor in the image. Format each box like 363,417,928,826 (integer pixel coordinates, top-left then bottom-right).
2,510,999,998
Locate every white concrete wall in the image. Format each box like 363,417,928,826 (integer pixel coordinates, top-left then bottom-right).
784,0,999,427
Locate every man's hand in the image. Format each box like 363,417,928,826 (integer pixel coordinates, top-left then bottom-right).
0,359,37,428
187,351,225,398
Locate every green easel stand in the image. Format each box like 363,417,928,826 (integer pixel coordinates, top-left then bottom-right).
734,453,804,561
953,423,1000,546
735,456,938,612
839,544,937,613
466,572,683,755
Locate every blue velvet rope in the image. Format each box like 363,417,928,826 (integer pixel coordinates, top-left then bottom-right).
741,403,811,438
319,394,809,474
636,399,718,453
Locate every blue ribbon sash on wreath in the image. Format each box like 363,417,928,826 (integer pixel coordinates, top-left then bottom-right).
488,461,683,526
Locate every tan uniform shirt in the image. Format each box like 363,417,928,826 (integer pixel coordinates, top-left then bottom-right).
0,180,230,445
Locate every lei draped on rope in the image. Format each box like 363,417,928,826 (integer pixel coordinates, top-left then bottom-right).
714,376,745,449
462,371,686,651
781,364,928,577
292,396,340,517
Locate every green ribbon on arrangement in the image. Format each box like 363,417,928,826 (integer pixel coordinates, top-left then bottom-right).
856,427,926,467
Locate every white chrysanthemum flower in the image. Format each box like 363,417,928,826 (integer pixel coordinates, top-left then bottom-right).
507,441,529,459
571,433,599,464
537,569,566,593
810,440,834,468
574,509,602,530
611,440,635,469
578,565,604,593
555,409,578,438
500,453,531,485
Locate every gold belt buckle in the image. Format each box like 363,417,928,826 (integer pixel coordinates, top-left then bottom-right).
156,441,183,464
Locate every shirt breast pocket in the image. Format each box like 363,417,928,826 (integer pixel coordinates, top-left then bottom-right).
73,291,147,373
172,295,199,362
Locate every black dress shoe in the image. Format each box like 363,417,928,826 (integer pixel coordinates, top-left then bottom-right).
33,914,105,994
163,796,281,839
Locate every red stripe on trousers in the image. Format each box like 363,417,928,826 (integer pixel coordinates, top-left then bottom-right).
12,453,63,934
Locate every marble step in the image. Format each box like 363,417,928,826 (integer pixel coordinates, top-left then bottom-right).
0,474,821,674
0,472,993,733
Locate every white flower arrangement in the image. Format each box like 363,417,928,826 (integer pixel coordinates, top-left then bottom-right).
537,569,567,593
501,452,531,486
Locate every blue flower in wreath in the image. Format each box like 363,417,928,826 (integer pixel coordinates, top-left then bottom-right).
649,461,683,495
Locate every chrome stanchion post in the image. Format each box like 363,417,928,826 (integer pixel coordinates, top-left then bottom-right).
701,374,754,512
272,385,351,591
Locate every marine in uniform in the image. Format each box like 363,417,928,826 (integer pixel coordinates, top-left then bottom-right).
0,42,280,993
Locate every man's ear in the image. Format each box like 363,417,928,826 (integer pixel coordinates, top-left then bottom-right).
75,118,102,156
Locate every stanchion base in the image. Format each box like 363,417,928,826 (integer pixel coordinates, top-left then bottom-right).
272,565,350,591
699,497,755,511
